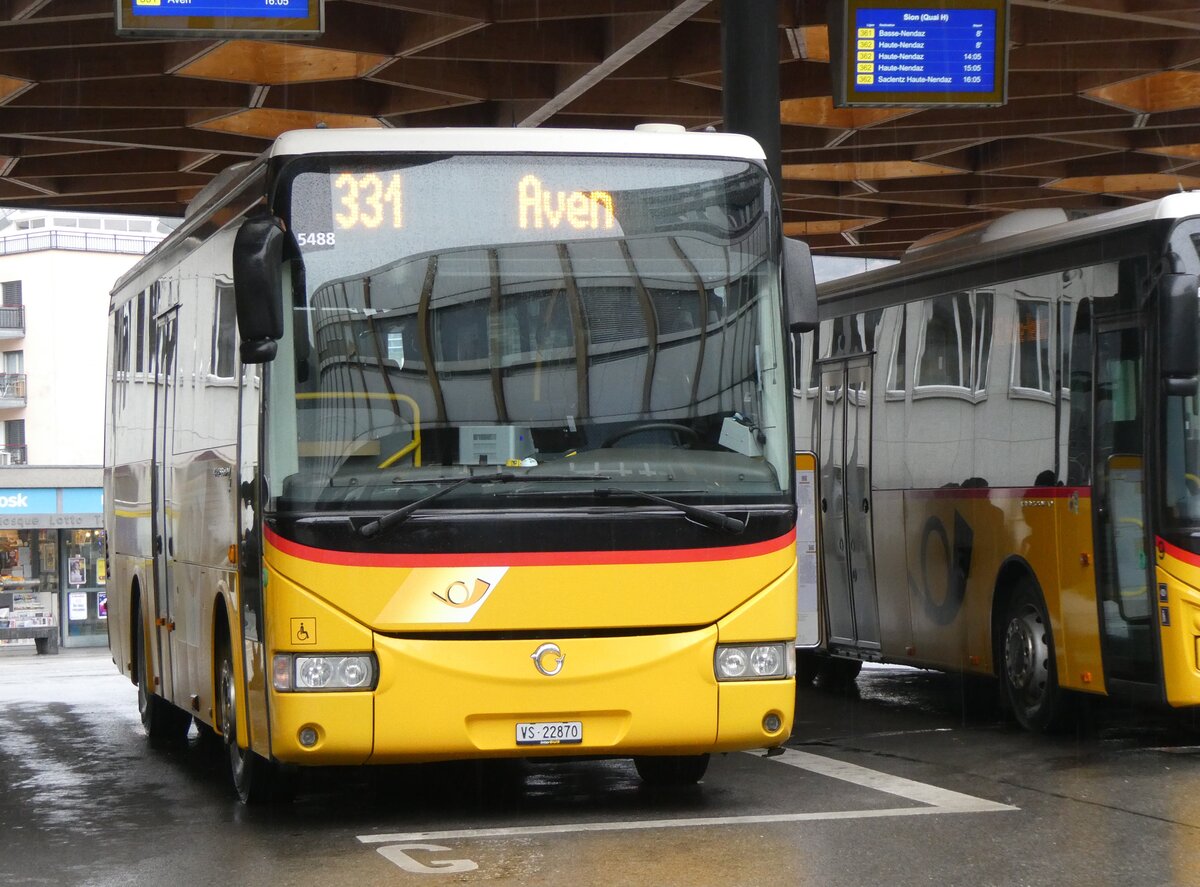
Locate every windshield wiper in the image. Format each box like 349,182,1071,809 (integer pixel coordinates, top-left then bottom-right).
595,487,746,535
357,472,609,538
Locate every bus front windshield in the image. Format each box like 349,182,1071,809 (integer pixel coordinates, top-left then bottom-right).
267,152,791,515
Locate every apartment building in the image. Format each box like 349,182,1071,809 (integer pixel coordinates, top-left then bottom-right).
0,209,172,648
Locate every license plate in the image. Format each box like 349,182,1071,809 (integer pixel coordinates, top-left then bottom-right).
515,720,583,746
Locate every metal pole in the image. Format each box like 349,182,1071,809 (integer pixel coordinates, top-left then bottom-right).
721,0,781,192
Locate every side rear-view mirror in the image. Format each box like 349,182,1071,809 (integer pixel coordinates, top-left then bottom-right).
785,237,817,333
1159,272,1199,396
233,211,286,364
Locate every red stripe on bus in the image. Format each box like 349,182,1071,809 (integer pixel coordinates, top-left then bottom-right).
1158,536,1200,568
263,526,797,568
901,486,1090,500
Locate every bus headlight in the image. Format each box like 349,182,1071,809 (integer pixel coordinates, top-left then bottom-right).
715,643,794,681
272,653,377,691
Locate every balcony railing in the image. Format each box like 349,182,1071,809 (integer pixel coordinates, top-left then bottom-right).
0,373,25,406
0,306,23,336
0,444,27,465
0,229,162,257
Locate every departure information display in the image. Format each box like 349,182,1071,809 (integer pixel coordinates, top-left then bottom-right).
831,0,1008,107
129,0,307,16
854,8,996,93
115,0,323,36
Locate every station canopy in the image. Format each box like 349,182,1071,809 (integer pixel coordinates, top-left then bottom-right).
4,0,1200,257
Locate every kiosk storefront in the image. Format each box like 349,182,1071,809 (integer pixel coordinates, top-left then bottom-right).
0,487,105,648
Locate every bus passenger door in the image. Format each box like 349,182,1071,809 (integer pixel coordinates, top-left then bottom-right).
1093,317,1157,684
818,356,881,653
151,309,179,701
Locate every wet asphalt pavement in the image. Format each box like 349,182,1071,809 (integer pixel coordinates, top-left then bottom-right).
3,645,1200,886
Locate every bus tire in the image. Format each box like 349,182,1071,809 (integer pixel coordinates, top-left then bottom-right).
816,656,863,688
633,754,709,786
999,581,1073,733
134,603,190,747
217,642,289,804
795,650,821,686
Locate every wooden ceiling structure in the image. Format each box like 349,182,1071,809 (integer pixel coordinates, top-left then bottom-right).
3,0,1200,256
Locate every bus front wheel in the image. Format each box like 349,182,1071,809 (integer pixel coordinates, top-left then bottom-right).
217,644,288,804
633,754,709,787
999,582,1072,732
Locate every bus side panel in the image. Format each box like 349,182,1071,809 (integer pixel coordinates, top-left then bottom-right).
903,491,970,668
872,489,912,659
902,488,1064,677
106,287,156,682
1155,543,1200,707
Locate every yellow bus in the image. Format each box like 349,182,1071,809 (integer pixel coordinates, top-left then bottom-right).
794,199,1200,731
105,126,817,802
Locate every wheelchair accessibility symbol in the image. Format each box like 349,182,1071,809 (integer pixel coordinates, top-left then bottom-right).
290,617,317,645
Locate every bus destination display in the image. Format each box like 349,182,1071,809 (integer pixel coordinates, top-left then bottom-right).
831,0,1008,108
115,0,323,36
294,170,620,249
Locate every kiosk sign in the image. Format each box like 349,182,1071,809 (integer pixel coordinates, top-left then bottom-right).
831,0,1008,108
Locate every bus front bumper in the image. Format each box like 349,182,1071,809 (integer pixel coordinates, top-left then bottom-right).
267,628,794,765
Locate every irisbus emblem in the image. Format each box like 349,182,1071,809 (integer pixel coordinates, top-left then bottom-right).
531,643,565,677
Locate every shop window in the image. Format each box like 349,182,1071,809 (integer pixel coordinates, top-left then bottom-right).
63,529,107,641
0,530,58,640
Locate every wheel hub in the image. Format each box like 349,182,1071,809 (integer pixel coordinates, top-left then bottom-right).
1005,618,1035,689
1004,606,1049,706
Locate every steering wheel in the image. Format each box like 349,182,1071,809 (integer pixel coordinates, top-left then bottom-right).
600,422,702,448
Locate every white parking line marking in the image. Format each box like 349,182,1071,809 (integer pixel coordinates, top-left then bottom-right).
773,749,1016,813
357,747,1016,845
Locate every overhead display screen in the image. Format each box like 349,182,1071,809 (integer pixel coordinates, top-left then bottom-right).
115,0,323,37
830,0,1008,107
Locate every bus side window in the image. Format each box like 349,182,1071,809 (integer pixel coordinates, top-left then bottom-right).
1066,298,1093,486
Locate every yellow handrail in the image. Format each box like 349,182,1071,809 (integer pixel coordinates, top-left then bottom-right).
295,390,421,468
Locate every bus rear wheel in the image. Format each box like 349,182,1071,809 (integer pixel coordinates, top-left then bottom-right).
217,643,288,804
134,604,190,747
633,754,709,787
999,582,1072,732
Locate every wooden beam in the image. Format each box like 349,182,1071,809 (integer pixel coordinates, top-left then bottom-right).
370,58,554,101
551,79,720,119
9,127,266,155
515,0,710,127
410,20,603,63
18,171,211,196
9,77,251,109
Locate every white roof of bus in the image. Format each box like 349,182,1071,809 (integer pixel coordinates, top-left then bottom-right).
819,191,1200,302
269,126,767,161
